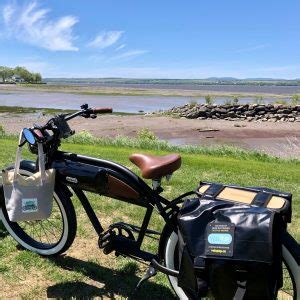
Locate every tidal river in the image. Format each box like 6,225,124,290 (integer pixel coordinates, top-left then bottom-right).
0,91,291,113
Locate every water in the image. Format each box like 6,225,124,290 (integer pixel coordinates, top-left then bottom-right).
0,91,291,113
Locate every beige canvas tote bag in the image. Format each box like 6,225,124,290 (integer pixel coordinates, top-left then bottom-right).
2,131,56,222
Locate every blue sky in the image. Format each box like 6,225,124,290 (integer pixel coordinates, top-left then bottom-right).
0,0,299,79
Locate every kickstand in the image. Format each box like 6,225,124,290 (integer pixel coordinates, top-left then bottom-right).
133,264,157,294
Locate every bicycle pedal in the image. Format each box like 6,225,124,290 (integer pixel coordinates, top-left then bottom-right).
134,264,157,293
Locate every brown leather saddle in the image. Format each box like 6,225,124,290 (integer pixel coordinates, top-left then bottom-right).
129,153,181,180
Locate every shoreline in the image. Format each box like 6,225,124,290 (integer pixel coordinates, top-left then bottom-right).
0,83,298,98
0,112,299,158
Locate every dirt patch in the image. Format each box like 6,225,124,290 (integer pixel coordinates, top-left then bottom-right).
1,113,299,158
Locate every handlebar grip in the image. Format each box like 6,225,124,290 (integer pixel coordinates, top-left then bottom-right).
91,107,113,114
33,129,44,140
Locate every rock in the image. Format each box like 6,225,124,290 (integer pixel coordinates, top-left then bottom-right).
164,103,297,123
227,111,236,117
258,111,265,115
278,109,292,114
245,110,255,116
215,108,227,114
255,105,266,112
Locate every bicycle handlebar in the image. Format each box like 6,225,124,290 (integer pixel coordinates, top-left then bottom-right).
31,104,113,144
91,107,113,114
64,106,113,122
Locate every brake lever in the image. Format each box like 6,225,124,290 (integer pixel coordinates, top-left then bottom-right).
32,123,43,130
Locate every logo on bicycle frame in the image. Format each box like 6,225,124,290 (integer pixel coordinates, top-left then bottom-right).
66,177,78,184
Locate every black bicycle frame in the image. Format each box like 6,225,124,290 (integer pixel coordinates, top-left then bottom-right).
50,150,179,263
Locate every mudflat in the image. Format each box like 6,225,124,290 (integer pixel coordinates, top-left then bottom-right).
1,83,299,97
1,113,299,158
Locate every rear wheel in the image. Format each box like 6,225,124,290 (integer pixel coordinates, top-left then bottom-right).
163,231,299,300
0,167,77,256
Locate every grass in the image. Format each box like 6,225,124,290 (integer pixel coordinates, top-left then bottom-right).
0,105,140,116
274,99,289,105
0,135,299,298
0,105,76,115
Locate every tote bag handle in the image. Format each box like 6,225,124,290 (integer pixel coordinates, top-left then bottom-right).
13,130,46,184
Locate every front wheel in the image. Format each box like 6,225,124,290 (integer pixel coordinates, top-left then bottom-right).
0,167,77,256
163,231,299,300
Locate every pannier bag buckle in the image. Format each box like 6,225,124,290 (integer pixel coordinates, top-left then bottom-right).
233,280,247,300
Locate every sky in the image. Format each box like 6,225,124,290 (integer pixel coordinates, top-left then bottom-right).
0,0,299,79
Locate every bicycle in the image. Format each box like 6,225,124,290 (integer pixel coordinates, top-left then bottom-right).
0,104,299,299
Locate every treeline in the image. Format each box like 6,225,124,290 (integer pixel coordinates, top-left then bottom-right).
0,66,42,83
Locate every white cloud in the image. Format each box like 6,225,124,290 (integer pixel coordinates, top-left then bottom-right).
88,31,123,49
2,1,79,51
115,44,126,51
3,3,14,23
235,44,270,53
112,50,148,60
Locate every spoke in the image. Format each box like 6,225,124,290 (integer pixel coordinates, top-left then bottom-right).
30,222,36,240
40,223,51,244
45,219,61,239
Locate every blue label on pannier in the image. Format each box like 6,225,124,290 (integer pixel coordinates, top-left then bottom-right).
205,222,235,257
208,233,232,245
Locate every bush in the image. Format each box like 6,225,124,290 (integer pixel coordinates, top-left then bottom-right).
224,99,232,105
254,96,264,105
137,128,157,141
188,99,198,107
0,125,5,135
232,96,239,104
274,99,288,105
291,94,300,105
204,95,214,105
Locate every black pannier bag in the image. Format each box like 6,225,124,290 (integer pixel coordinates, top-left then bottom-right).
177,182,292,300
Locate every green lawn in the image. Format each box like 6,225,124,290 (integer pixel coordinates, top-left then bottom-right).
0,138,299,299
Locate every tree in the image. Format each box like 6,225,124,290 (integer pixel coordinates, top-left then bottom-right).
0,66,42,83
32,72,42,83
14,66,33,82
0,66,13,82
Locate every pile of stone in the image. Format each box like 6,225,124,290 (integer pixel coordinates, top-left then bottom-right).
166,103,300,122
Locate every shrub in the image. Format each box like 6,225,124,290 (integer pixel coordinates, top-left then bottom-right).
291,94,300,105
0,125,5,135
137,128,157,141
224,99,232,105
204,95,213,105
274,99,288,105
232,96,239,104
254,96,264,105
188,99,198,107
